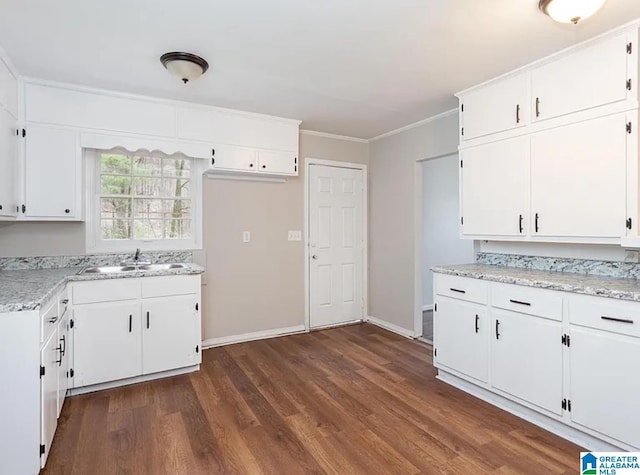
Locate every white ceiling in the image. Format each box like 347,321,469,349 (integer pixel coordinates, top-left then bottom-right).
1,0,640,139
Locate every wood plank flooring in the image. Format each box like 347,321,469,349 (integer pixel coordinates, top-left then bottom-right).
43,323,582,474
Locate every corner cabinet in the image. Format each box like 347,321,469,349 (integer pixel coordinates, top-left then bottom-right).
457,24,639,245
433,273,640,451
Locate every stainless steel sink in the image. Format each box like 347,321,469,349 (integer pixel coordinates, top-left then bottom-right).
79,263,186,275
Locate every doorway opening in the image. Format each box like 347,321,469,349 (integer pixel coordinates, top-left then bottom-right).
420,154,475,343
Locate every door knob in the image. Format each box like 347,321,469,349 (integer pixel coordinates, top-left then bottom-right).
312,255,318,260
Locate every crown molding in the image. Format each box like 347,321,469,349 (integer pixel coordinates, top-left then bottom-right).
369,108,458,142
299,129,369,144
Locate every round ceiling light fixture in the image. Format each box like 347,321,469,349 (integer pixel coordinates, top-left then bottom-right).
160,52,209,84
539,0,607,24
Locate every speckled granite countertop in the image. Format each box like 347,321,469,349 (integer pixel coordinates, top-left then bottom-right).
0,264,204,313
432,263,640,302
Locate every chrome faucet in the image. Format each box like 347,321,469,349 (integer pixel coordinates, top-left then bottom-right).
134,248,141,263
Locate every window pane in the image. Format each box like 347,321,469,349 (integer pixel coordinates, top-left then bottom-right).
101,198,131,219
101,220,131,240
133,199,163,219
132,156,162,176
163,158,191,178
101,175,131,195
100,154,131,175
132,177,162,197
133,219,164,240
165,219,192,239
162,178,190,198
163,199,191,220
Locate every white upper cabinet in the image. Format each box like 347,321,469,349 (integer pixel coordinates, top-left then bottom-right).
25,83,177,138
176,106,299,153
461,136,529,237
532,33,631,122
530,113,628,239
210,144,257,172
23,126,81,220
0,108,17,218
460,73,529,140
0,53,18,119
257,150,297,175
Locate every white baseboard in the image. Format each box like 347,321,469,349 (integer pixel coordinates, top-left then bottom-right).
310,319,362,331
69,365,199,396
437,370,630,452
202,325,307,348
422,304,433,312
366,316,415,339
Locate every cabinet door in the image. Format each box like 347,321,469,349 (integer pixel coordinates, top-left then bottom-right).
434,298,488,383
461,136,529,237
570,327,640,448
0,55,18,119
40,330,59,468
461,73,529,140
74,303,141,387
142,295,200,375
532,33,630,122
211,144,257,172
491,310,562,415
257,150,297,175
0,108,16,217
531,113,627,239
56,314,69,417
24,126,80,219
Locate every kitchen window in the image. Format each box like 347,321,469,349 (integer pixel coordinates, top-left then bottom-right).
86,149,203,252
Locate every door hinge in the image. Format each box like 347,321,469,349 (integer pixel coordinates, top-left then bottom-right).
627,42,633,54
461,104,464,112
460,216,464,225
627,218,633,230
627,79,632,91
562,334,571,347
21,204,26,214
195,345,200,354
70,318,74,329
627,122,633,134
561,398,567,410
568,400,572,412
40,444,45,456
434,303,437,312
22,128,26,138
461,127,464,136
195,303,199,311
40,365,45,378
69,368,74,378
434,348,437,357
460,159,463,169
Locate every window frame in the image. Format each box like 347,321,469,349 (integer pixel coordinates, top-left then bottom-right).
85,148,204,252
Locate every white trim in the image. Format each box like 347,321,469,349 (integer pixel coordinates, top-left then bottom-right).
205,173,287,183
422,304,433,312
309,320,363,331
202,325,306,348
455,18,640,97
437,371,629,452
369,109,458,142
69,365,199,396
366,316,415,340
300,129,369,144
23,76,302,126
304,158,368,331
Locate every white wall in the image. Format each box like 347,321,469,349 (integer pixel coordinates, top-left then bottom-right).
369,112,459,335
422,155,475,308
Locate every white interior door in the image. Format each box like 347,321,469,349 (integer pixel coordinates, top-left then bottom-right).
309,164,364,329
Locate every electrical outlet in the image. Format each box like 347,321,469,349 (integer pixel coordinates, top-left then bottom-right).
288,230,302,241
242,231,251,243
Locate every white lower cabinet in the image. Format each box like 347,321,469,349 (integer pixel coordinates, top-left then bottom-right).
490,309,563,415
56,313,70,417
142,295,200,374
74,302,142,387
434,298,487,383
434,273,640,451
40,328,59,468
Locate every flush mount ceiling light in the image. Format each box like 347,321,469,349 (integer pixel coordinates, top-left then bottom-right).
539,0,607,24
160,52,209,84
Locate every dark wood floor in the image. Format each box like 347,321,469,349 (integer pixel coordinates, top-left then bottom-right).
44,323,581,474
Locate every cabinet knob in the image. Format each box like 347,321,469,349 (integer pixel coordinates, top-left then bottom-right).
262,165,266,169
65,209,70,214
249,163,254,168
0,205,3,210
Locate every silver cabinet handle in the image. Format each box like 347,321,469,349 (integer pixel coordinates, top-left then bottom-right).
49,316,59,324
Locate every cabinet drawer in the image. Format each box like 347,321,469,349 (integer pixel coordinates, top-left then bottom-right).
435,275,487,304
141,275,200,298
491,283,562,321
40,297,59,343
569,294,640,338
72,279,140,305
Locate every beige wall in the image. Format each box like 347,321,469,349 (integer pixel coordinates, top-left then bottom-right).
201,133,369,342
0,222,86,256
369,113,459,334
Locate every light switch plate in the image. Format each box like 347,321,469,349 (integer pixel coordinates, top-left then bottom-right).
288,230,302,241
243,231,251,243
